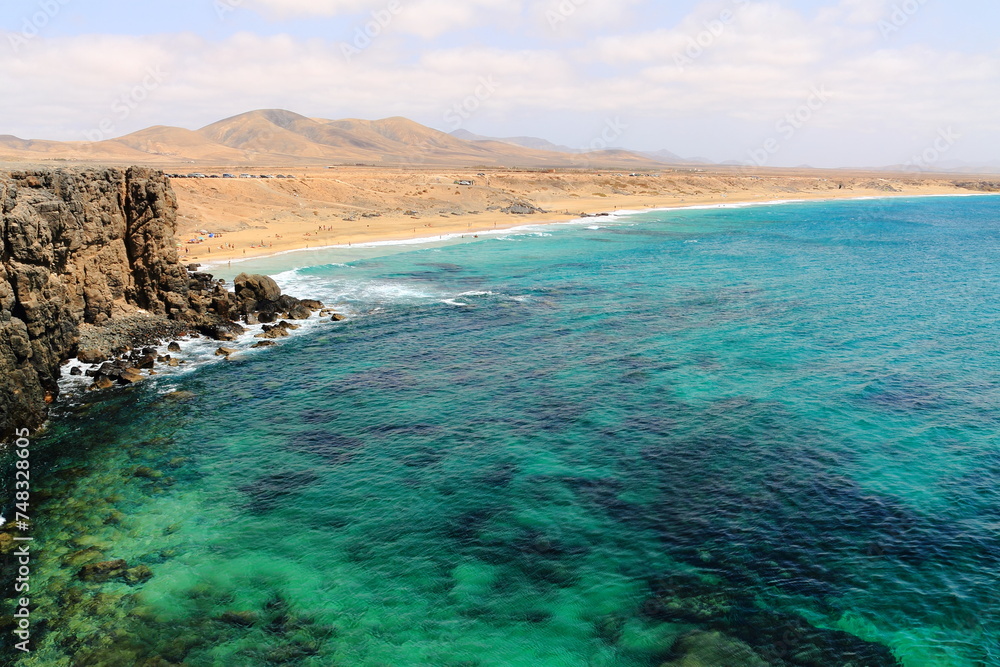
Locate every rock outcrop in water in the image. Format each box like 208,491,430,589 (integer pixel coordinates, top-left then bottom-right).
0,167,319,439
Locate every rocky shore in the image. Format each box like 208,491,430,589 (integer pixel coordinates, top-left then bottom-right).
75,271,329,390
0,167,324,439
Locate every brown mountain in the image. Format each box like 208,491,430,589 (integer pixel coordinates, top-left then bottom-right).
110,126,247,161
0,109,668,169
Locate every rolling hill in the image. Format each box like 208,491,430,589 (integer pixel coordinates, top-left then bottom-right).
450,128,710,166
0,109,675,169
450,129,583,154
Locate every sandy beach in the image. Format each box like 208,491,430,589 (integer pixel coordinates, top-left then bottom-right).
170,166,994,264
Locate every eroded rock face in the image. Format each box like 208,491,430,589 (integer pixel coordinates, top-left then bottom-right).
0,167,322,439
0,167,183,438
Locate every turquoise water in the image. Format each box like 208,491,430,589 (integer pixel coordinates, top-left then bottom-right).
3,196,999,666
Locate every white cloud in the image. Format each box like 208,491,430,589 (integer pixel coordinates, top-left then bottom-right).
245,0,524,37
244,0,641,38
823,0,895,24
530,0,644,35
1,0,998,166
591,3,822,66
244,0,397,19
396,0,522,39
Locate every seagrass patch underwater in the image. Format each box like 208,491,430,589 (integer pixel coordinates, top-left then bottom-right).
2,196,998,666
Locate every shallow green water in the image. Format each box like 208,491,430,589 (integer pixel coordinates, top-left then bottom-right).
3,197,998,665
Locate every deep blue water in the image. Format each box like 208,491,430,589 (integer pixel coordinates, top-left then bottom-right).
4,196,999,666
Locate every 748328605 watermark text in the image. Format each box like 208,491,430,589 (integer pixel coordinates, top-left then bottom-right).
6,428,35,653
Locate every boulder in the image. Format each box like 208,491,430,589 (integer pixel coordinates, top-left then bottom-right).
257,320,302,339
118,369,146,384
78,349,108,364
256,321,297,339
215,348,238,357
286,304,313,320
136,354,156,370
300,299,324,310
96,362,125,379
255,328,289,340
89,377,115,391
276,295,299,311
252,341,276,348
234,273,282,303
197,321,245,341
167,342,181,352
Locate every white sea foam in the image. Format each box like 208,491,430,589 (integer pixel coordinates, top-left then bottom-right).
57,311,336,396
331,280,438,306
440,290,498,307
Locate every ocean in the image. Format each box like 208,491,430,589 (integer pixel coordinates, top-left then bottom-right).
3,195,998,666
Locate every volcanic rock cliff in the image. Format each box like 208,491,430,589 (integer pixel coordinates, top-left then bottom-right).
0,167,316,439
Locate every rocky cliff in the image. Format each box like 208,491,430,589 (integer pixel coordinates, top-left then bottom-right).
0,167,316,440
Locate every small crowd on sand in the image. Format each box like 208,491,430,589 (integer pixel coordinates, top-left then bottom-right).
181,234,275,256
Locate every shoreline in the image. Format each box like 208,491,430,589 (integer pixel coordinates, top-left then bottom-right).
169,167,999,266
196,189,1000,270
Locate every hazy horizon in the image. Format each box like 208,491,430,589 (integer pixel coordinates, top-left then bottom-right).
2,0,999,169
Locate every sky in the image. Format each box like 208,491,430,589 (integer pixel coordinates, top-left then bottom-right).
1,0,999,168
